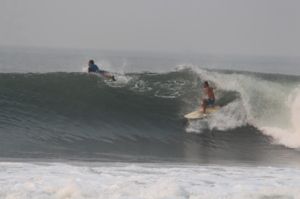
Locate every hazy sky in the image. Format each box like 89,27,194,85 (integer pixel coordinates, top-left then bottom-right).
1,0,299,56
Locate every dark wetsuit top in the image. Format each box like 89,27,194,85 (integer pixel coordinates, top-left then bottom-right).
88,63,100,73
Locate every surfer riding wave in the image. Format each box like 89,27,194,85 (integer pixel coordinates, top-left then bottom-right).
201,81,215,113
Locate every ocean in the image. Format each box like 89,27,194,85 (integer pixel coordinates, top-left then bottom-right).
1,46,300,198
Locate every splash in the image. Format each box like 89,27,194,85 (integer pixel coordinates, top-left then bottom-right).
186,100,248,133
262,87,300,148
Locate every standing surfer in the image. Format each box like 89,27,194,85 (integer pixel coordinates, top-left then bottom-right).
201,81,215,113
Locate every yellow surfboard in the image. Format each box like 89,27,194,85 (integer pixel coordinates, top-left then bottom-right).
184,106,221,120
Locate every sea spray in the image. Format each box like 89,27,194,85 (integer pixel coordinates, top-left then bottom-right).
262,87,300,148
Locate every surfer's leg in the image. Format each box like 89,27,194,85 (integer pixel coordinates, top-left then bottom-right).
201,99,207,113
98,71,105,77
207,99,215,108
99,71,116,81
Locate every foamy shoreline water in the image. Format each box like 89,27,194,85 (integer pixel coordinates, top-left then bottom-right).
1,162,300,199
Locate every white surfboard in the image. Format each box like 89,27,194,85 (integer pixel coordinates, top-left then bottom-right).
184,106,221,120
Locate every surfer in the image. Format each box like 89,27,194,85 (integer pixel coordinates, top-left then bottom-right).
88,60,116,81
201,81,215,113
88,59,100,73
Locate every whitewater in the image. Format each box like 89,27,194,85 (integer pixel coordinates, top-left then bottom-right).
1,47,300,198
1,162,300,199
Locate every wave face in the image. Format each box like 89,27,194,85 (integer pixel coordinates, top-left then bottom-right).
1,69,300,164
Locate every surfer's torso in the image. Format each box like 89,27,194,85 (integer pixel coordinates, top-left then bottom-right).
204,86,215,100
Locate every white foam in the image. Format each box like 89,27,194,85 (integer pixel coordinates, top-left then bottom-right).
262,87,300,148
105,73,132,88
1,162,300,199
184,102,246,133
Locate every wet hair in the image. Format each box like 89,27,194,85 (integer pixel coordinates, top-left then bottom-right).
89,60,94,65
204,81,209,86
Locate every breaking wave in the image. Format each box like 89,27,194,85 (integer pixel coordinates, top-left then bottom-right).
1,67,300,162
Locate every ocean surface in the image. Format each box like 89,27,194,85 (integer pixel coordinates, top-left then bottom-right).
1,47,300,198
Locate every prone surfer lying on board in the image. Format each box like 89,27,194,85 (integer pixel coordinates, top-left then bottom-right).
201,81,215,113
88,60,116,81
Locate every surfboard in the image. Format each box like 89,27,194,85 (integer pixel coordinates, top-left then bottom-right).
184,106,221,120
93,71,116,81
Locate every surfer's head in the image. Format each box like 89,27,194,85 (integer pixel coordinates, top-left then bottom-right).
88,60,94,66
204,81,209,88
